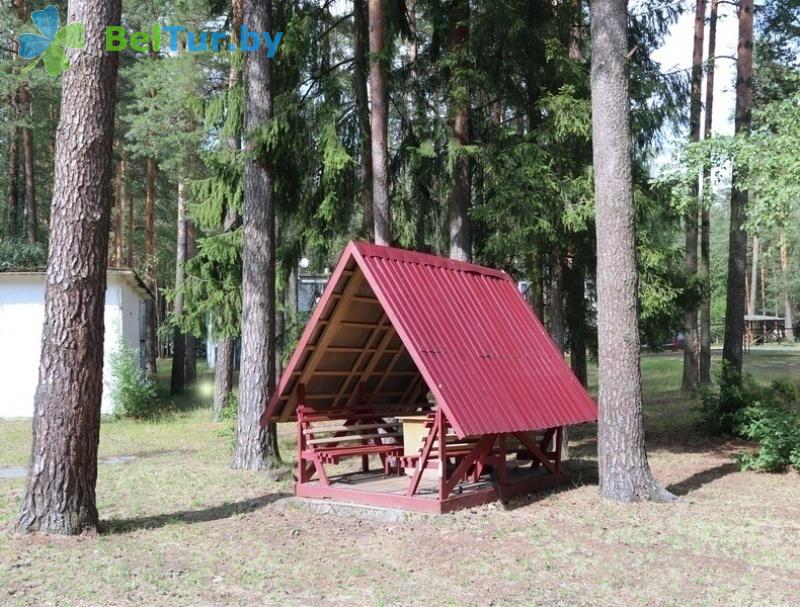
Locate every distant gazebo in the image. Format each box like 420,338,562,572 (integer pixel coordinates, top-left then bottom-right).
261,242,597,513
745,314,786,347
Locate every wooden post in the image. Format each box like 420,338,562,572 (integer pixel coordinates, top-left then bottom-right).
297,384,308,483
498,434,508,495
555,426,564,472
407,413,438,497
438,408,447,500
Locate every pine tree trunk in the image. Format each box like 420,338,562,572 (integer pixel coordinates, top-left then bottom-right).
407,0,433,251
722,0,754,377
566,258,588,387
213,337,235,421
354,0,373,239
170,182,187,394
211,0,245,418
234,0,278,471
590,0,674,503
447,0,471,262
5,124,20,237
126,152,134,266
681,0,706,391
144,157,158,374
700,0,719,385
15,0,121,535
21,93,37,244
368,0,391,245
184,220,198,385
569,0,583,61
548,252,567,353
113,155,125,266
748,234,759,316
780,233,794,339
13,0,36,244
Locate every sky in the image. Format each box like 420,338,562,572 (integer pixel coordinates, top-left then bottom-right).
650,0,740,174
651,0,740,138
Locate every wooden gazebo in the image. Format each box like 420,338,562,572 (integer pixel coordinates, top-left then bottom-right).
260,242,597,513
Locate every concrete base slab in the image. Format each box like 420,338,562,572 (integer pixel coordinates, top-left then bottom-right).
279,497,418,523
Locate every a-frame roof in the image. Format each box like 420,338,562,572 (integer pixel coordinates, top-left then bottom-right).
261,242,597,437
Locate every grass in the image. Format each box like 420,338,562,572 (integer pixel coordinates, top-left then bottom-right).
1,349,800,606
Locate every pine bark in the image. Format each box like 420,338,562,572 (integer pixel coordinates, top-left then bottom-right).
569,0,583,61
700,0,719,385
590,0,674,502
170,182,187,394
126,152,134,266
748,234,759,316
722,0,754,376
406,0,432,250
212,0,245,418
113,155,124,266
5,125,20,237
549,253,566,353
144,157,158,374
234,0,278,470
368,0,391,245
780,231,794,339
447,0,471,262
681,0,706,391
21,96,37,244
354,0,373,239
566,257,588,387
184,220,197,385
14,0,36,244
15,0,121,535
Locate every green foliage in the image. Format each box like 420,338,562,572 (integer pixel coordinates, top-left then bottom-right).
699,365,800,472
110,343,161,420
218,392,238,451
697,364,763,436
177,229,243,339
0,239,47,271
738,384,800,473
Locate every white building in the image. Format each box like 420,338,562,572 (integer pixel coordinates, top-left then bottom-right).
0,270,151,418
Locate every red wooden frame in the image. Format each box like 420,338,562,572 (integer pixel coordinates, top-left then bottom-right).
294,389,567,513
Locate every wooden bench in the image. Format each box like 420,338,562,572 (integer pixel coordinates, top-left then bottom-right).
391,413,557,483
297,405,409,485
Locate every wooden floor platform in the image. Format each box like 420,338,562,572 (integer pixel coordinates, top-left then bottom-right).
295,462,565,514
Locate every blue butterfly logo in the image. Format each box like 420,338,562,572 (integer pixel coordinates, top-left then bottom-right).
18,5,85,77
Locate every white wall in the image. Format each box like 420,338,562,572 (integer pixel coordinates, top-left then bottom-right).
0,273,146,419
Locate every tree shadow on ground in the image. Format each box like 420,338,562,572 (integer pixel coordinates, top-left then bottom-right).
500,458,599,511
665,462,740,496
102,493,291,535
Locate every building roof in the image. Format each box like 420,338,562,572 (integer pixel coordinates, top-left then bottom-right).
262,242,597,437
0,268,153,300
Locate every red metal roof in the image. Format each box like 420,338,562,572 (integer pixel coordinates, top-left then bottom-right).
262,242,597,437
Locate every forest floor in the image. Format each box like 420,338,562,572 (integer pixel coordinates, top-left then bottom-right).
1,349,799,606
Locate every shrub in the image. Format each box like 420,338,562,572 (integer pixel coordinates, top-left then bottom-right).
696,363,760,435
0,238,47,271
699,366,800,472
218,393,238,450
110,343,161,419
738,399,800,472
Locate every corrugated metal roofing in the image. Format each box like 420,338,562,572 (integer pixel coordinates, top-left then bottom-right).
262,242,597,437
